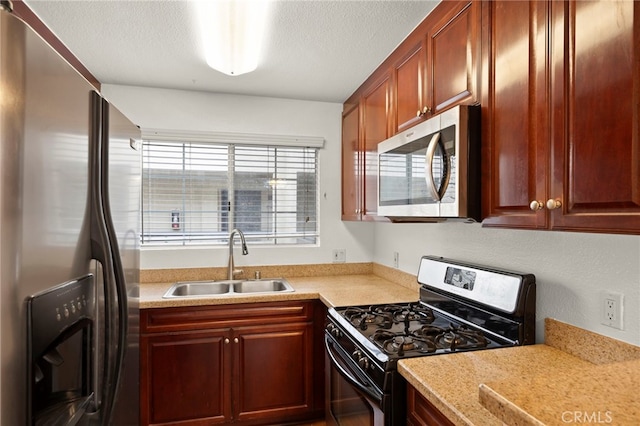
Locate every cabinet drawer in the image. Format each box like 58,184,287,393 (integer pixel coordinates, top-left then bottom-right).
141,300,314,333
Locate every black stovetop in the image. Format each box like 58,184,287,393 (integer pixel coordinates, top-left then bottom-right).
331,301,510,361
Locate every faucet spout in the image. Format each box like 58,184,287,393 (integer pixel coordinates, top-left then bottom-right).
228,229,248,280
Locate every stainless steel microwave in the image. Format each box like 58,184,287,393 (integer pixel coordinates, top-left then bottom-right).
377,105,480,221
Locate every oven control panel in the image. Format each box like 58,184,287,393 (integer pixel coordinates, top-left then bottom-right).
418,255,534,314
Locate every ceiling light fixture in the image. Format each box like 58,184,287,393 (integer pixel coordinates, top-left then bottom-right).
195,0,271,76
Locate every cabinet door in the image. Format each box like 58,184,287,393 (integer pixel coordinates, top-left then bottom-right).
232,322,316,424
341,103,360,221
481,1,549,229
140,330,231,425
427,0,480,114
549,0,640,233
407,384,454,426
395,42,427,133
361,74,391,219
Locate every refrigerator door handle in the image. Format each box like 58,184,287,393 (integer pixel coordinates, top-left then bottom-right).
99,96,129,425
87,91,127,425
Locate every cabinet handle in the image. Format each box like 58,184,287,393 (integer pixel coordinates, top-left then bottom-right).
416,106,432,118
224,338,230,344
234,338,239,344
529,200,544,211
546,199,562,210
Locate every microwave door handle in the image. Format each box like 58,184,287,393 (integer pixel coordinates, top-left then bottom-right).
424,132,442,201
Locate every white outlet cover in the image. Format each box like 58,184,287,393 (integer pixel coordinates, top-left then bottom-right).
332,249,346,263
601,291,623,330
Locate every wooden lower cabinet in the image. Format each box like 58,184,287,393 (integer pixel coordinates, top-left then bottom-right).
141,330,231,424
140,301,325,426
407,384,454,426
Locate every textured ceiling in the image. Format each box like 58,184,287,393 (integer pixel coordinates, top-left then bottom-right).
24,0,438,103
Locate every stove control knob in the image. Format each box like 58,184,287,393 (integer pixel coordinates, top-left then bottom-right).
352,351,370,370
327,323,342,338
358,357,370,370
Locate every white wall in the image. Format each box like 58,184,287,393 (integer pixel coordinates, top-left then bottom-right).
374,221,640,345
103,84,640,346
102,84,375,269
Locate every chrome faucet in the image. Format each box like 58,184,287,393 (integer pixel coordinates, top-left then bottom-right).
227,229,249,280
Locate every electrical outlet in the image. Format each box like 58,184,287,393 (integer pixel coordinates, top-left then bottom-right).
332,249,346,263
601,291,623,330
393,252,399,268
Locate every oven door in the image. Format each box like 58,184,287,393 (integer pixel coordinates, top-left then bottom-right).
325,334,385,426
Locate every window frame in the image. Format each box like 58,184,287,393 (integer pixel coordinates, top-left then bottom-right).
140,130,323,247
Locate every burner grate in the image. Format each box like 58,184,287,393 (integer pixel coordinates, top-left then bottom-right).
370,322,490,356
371,330,437,356
343,303,437,332
433,324,489,351
343,306,393,331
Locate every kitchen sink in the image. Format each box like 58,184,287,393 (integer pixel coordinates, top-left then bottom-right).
163,278,294,298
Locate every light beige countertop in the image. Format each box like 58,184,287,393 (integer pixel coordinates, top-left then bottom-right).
139,263,419,309
399,318,640,426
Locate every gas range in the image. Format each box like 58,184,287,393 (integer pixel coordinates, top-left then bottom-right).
329,301,510,362
324,256,536,425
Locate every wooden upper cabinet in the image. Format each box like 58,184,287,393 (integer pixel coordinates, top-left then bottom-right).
341,0,481,223
392,0,480,134
482,0,640,234
341,103,360,221
481,0,549,229
548,0,640,233
341,73,391,222
394,42,427,133
361,73,392,219
426,0,480,115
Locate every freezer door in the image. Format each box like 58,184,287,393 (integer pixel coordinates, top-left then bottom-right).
0,10,95,426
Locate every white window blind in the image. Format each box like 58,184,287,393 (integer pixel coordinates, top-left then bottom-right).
142,140,318,246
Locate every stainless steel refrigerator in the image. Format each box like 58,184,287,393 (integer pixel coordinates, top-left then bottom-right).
1,6,140,425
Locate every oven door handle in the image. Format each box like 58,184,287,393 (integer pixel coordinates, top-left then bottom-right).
325,335,382,401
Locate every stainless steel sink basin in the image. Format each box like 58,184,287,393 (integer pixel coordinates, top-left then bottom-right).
234,280,291,293
165,282,231,297
163,278,294,298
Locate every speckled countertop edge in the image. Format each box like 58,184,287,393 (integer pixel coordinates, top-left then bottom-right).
399,345,584,426
478,357,640,425
476,319,640,425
